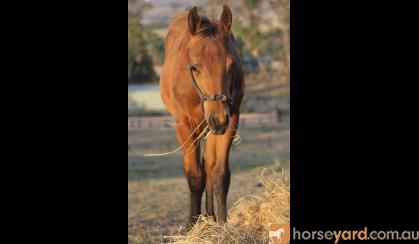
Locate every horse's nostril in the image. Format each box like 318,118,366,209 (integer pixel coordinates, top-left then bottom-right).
208,114,217,128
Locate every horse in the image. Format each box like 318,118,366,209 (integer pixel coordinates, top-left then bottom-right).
159,5,244,227
269,228,285,244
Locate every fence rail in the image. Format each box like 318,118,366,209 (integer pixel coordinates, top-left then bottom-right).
128,112,280,131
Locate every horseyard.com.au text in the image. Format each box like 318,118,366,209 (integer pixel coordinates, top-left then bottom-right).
292,227,419,243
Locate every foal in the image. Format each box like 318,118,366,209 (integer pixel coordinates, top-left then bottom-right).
159,5,244,227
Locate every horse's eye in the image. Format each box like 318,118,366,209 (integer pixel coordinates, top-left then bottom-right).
191,65,200,73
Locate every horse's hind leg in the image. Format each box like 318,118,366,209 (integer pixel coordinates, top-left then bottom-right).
176,122,205,228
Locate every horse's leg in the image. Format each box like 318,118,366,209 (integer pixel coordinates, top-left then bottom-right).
203,139,216,220
176,120,205,228
212,113,239,223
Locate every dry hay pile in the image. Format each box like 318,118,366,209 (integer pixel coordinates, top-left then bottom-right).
166,170,290,243
166,215,258,243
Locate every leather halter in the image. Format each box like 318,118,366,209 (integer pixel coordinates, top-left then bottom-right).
188,64,233,114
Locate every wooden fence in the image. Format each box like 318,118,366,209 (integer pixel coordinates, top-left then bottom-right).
128,112,280,131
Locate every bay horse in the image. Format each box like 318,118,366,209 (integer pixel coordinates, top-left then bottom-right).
159,5,244,227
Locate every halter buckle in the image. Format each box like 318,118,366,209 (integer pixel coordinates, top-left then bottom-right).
199,93,207,101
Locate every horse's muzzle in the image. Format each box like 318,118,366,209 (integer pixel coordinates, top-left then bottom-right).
208,113,229,135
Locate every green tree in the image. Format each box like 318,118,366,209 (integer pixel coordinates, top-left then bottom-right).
204,0,289,77
144,28,164,66
270,0,290,81
128,0,157,83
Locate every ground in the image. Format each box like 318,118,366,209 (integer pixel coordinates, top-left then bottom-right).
128,115,289,243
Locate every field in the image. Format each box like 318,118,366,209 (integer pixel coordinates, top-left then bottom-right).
128,114,289,243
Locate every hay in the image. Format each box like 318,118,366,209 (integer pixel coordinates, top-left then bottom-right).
166,169,290,243
165,216,258,243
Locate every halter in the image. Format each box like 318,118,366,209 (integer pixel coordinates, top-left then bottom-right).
188,64,233,114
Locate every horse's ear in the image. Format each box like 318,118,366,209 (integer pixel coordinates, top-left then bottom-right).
188,6,200,35
220,5,232,34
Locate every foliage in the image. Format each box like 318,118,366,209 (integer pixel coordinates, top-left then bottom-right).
127,0,290,83
128,0,158,83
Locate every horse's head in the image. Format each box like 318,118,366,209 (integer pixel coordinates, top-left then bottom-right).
187,5,237,135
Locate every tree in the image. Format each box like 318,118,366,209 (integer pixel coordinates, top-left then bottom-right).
204,0,289,78
270,0,290,82
128,0,157,83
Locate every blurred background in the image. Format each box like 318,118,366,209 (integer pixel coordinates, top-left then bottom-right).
128,0,289,243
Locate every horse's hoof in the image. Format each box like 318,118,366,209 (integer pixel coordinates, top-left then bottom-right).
203,214,216,222
186,221,193,230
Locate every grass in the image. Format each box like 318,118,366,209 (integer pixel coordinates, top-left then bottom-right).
128,117,289,180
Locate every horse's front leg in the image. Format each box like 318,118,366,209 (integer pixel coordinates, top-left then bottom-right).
203,139,216,220
176,121,205,228
211,113,239,223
